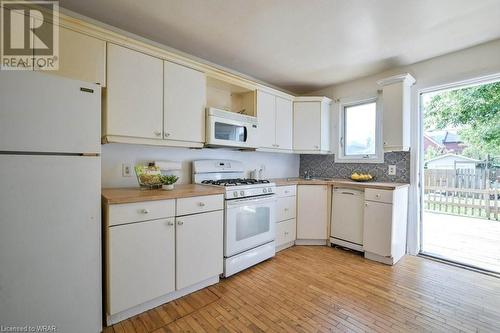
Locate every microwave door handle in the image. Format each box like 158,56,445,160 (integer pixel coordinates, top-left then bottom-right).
243,126,248,142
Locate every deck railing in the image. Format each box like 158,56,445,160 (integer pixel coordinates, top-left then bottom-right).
424,168,499,221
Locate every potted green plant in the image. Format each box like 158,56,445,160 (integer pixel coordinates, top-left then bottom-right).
159,175,179,190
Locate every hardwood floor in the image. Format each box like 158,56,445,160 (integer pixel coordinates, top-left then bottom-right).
104,246,500,333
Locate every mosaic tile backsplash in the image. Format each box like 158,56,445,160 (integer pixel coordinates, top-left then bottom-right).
299,152,410,183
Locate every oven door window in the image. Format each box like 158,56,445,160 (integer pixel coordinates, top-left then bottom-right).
214,122,247,142
225,199,276,257
236,206,270,241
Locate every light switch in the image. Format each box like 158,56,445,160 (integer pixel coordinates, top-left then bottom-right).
122,163,132,177
388,165,396,176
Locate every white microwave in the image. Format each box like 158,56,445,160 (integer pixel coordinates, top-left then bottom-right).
206,108,258,149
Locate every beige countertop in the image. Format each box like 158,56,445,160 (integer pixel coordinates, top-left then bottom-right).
102,184,225,204
102,179,410,204
271,178,410,190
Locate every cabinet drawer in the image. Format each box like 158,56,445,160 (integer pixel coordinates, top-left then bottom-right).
365,189,393,204
176,194,224,216
276,219,296,247
276,196,296,221
275,185,296,197
109,200,175,226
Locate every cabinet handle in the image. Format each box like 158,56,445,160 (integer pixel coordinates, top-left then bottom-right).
314,145,319,149
285,231,289,235
284,190,289,194
365,203,368,207
198,202,206,207
284,208,289,211
164,132,170,137
154,131,161,137
375,194,380,198
140,208,149,214
167,221,174,226
177,220,184,225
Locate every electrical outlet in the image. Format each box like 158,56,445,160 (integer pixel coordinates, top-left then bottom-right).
122,163,132,177
388,165,396,176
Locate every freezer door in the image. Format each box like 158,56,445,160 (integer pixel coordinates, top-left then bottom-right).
0,71,100,153
0,155,101,333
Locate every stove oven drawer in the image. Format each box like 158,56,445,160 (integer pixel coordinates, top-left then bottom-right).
176,194,224,216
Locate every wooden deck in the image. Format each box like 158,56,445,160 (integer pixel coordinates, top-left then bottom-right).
104,246,500,333
422,211,500,273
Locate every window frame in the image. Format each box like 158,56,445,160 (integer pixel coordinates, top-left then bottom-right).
335,96,384,163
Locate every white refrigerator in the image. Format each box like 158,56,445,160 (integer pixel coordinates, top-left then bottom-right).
0,71,102,333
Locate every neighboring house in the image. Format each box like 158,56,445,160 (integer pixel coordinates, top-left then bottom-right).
425,153,481,170
424,129,466,154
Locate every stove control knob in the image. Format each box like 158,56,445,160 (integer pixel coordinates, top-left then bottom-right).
268,187,273,193
240,190,245,196
233,191,238,197
263,188,267,193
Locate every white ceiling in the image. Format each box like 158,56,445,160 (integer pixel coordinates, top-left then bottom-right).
59,0,500,93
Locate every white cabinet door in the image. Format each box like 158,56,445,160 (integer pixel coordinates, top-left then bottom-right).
108,218,175,315
35,26,106,86
176,210,223,290
363,201,393,256
106,43,163,139
276,218,296,248
275,97,293,150
164,61,206,143
296,185,328,240
293,102,321,151
276,195,296,222
256,90,276,148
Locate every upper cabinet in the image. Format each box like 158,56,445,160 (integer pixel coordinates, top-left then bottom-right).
104,44,206,147
377,73,416,152
293,97,332,154
33,22,106,86
163,61,206,144
256,90,293,151
105,43,163,140
275,97,293,150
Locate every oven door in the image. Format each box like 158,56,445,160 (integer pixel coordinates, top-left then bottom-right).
225,195,276,257
206,115,257,148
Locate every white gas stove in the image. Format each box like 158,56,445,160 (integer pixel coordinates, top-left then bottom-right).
192,160,276,277
193,160,276,199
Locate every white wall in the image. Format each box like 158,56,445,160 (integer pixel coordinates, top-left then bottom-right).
101,144,300,188
312,38,500,255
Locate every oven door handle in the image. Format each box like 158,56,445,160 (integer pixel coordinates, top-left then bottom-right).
226,195,277,207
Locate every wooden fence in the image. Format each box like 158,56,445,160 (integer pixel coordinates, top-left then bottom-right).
424,168,499,221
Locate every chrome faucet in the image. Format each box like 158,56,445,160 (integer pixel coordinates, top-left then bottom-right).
304,170,312,180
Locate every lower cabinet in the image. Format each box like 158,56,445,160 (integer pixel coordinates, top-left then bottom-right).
175,210,223,290
362,187,409,265
275,185,297,251
296,185,329,243
363,201,392,256
276,218,296,248
105,194,224,324
108,218,175,315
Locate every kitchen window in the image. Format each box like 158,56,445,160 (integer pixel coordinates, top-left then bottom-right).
336,98,383,163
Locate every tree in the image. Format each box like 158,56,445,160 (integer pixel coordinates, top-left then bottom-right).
424,81,500,159
424,146,441,162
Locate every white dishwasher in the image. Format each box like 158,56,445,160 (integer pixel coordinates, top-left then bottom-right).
330,188,364,251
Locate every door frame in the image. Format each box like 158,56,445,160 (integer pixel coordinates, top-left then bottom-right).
416,72,500,255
